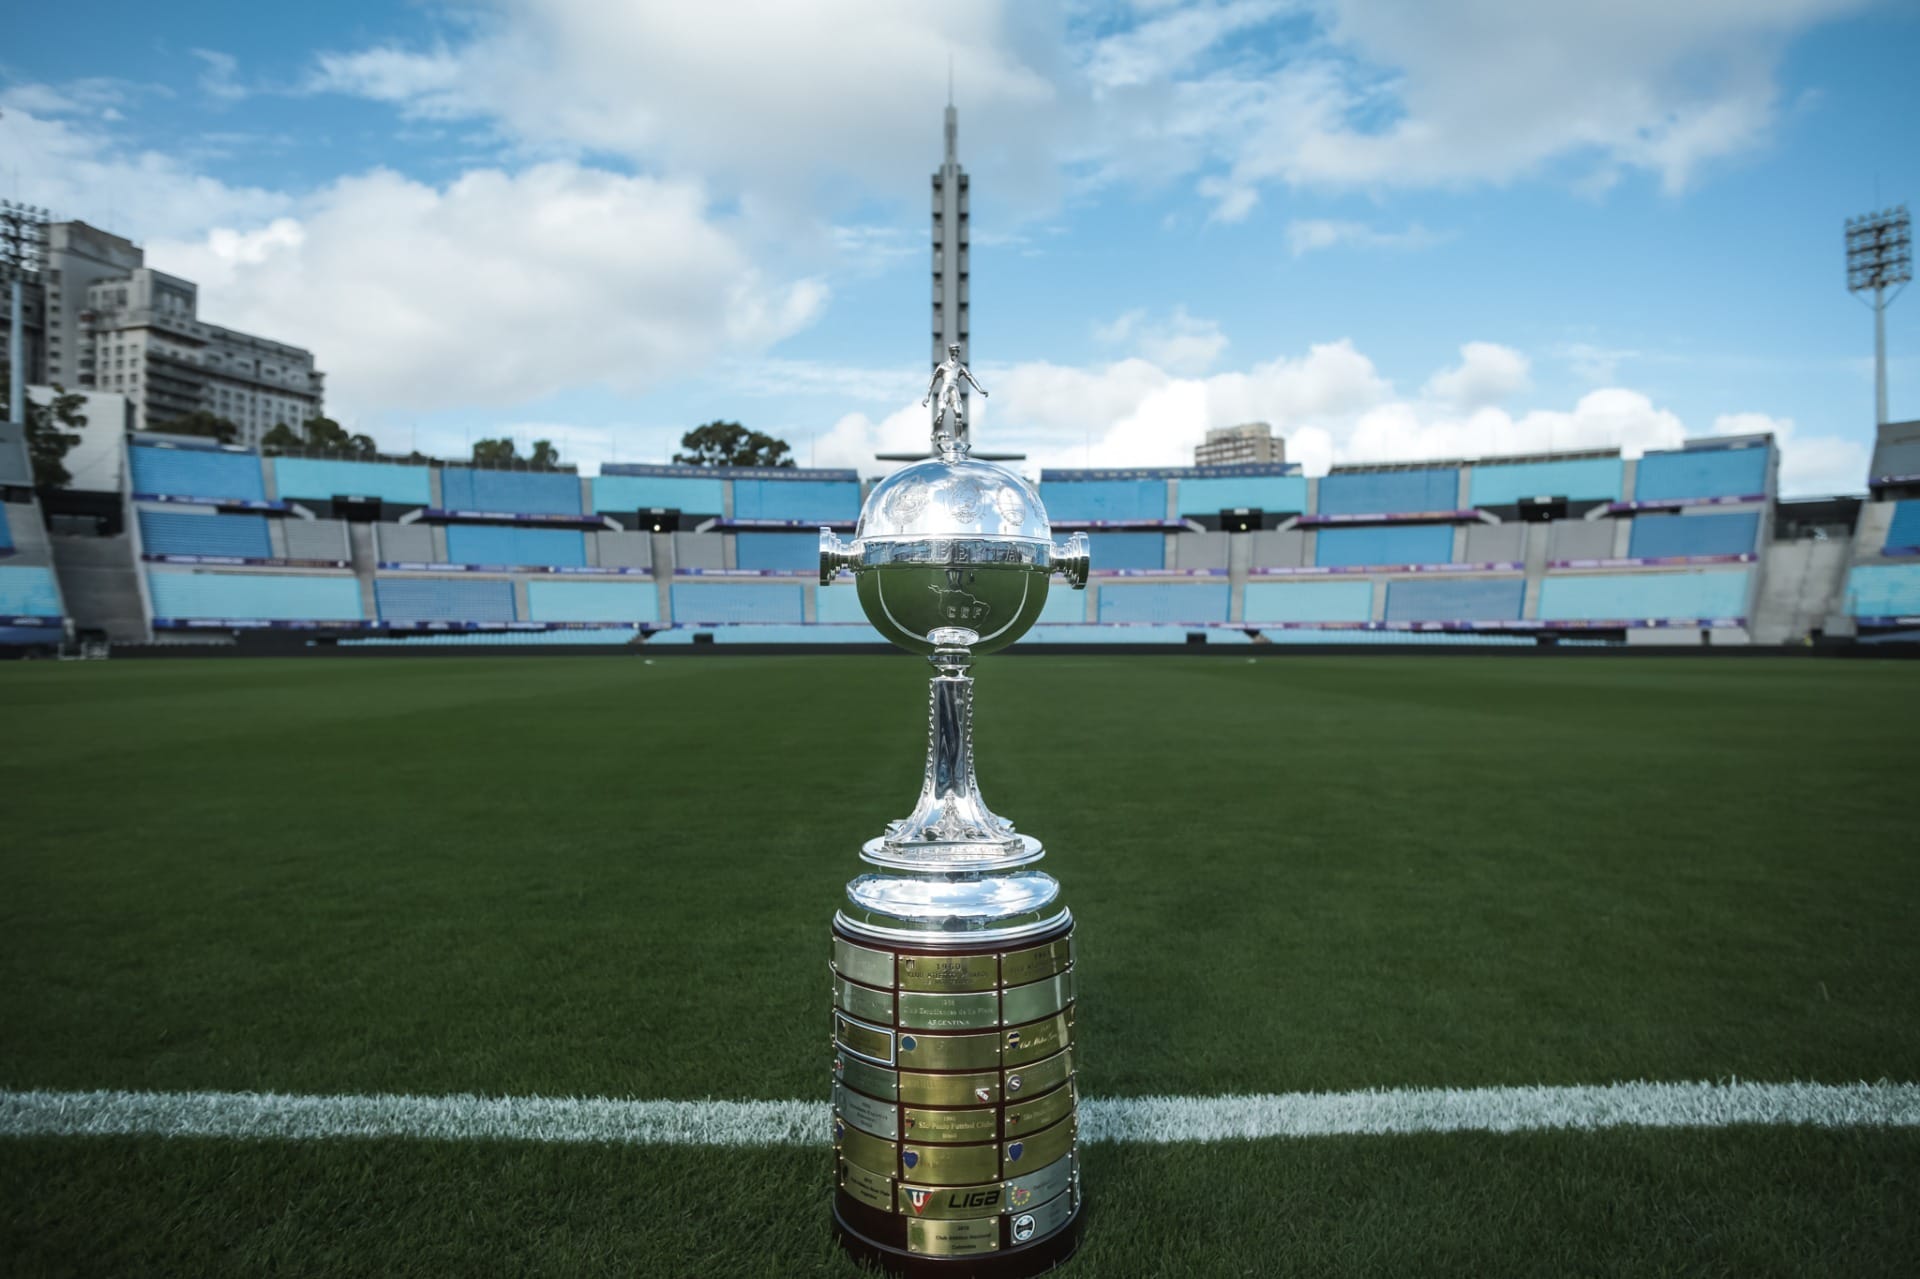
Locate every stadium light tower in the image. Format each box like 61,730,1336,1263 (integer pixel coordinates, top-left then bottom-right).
1846,204,1911,426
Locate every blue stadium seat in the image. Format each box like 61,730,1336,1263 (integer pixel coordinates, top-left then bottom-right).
731,478,861,523
1318,470,1458,515
669,582,805,623
1088,533,1165,571
591,473,727,515
439,469,582,515
342,628,639,648
1536,570,1751,621
445,524,587,568
1243,580,1373,623
375,576,516,623
526,579,659,623
1314,525,1453,567
1040,478,1167,522
138,511,273,559
1467,457,1624,506
1024,624,1250,645
1176,474,1308,515
1884,501,1920,552
816,585,871,624
1626,511,1759,559
1384,577,1525,622
1634,444,1769,502
0,510,12,551
272,458,433,506
735,533,822,572
0,565,62,616
129,445,266,501
1096,583,1230,623
1845,563,1920,616
147,571,363,621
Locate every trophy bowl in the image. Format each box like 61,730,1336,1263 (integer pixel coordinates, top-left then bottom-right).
820,455,1089,655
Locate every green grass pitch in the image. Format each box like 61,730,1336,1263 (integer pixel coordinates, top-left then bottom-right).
3,654,1918,1275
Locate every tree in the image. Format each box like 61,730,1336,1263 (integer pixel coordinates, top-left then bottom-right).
261,415,377,457
153,410,239,444
1,365,86,489
673,420,794,468
471,437,518,467
528,439,561,470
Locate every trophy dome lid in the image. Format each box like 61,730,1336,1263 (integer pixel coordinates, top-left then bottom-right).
857,455,1051,542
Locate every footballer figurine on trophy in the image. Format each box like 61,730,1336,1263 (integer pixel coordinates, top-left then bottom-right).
819,351,1090,1275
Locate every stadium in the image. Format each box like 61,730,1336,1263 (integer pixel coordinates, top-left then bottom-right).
4,5,1920,1275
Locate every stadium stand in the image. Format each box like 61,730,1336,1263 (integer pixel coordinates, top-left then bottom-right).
1176,473,1308,516
1243,580,1374,624
1040,476,1167,523
672,532,727,571
1844,563,1920,617
1318,468,1459,515
1547,519,1617,562
1096,582,1231,623
444,524,588,569
1024,624,1253,645
438,468,582,515
1536,569,1751,622
283,519,351,562
735,533,822,573
816,585,873,624
730,477,861,524
138,511,272,560
1037,585,1090,624
1462,523,1526,563
342,629,640,648
1626,511,1761,559
375,576,516,624
1467,456,1624,507
1315,524,1454,568
1170,531,1231,571
591,473,726,519
0,565,64,617
526,579,659,623
1249,529,1307,569
1088,533,1167,572
376,522,438,563
670,582,805,623
129,442,267,502
1384,577,1526,622
272,458,432,507
1883,501,1920,553
593,530,653,570
147,570,364,622
0,507,14,553
1632,441,1770,502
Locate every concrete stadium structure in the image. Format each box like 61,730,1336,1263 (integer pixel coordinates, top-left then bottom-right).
5,421,1916,655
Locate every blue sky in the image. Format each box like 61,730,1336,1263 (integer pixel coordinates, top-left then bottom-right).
3,0,1916,492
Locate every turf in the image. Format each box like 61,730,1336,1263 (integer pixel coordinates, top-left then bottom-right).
3,654,1918,1274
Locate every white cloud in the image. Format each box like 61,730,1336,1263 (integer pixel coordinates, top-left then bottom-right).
1285,219,1448,255
1093,306,1227,375
146,164,826,429
0,99,291,239
1423,342,1531,410
190,49,246,102
1558,341,1641,385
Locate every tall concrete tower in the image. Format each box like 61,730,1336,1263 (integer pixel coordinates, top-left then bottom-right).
931,95,969,438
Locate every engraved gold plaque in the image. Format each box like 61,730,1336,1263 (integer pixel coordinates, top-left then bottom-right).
1000,938,1072,987
999,971,1072,1025
898,990,1000,1031
895,1029,1001,1071
840,1159,894,1212
1004,1080,1074,1139
1002,1152,1074,1214
1014,1182,1077,1244
1002,1115,1073,1173
836,1055,898,1102
1002,1047,1070,1101
900,1141,1001,1186
835,975,894,1025
834,937,894,990
897,1182,1005,1220
835,1083,899,1141
903,1105,998,1145
835,1013,895,1066
1001,1011,1071,1067
897,952,998,993
838,1123,898,1175
899,1070,1000,1108
907,1215,1000,1257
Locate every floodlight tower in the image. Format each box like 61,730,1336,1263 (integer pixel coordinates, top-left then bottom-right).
1846,204,1911,425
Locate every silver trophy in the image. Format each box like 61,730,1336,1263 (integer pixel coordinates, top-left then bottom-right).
820,369,1090,1273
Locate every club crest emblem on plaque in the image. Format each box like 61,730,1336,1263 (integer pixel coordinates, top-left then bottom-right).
1008,1185,1033,1209
1006,1030,1022,1051
1007,1073,1024,1094
902,1150,921,1170
974,1086,992,1103
1007,1141,1025,1163
908,1190,932,1215
1012,1213,1037,1242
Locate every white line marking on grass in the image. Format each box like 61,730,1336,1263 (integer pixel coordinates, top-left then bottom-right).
1,1081,1914,1147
